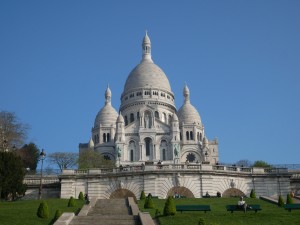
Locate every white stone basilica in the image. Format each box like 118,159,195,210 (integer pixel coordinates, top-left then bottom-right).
79,33,219,165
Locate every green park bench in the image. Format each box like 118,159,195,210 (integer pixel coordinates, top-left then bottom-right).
176,205,211,213
226,204,262,213
284,204,300,212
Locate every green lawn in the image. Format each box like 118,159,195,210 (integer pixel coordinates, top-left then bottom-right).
0,199,85,225
138,197,300,225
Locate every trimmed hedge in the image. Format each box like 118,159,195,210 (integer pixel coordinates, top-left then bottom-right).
37,201,49,218
163,196,176,216
68,196,76,207
278,195,284,207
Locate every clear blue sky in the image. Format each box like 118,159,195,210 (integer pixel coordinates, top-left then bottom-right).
1,0,299,165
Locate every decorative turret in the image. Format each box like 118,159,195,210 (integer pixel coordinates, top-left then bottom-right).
105,85,112,105
88,137,94,148
142,31,153,62
115,112,125,143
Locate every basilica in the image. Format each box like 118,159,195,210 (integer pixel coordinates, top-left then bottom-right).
79,33,219,165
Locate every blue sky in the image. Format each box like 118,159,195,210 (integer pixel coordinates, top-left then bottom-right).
0,0,299,165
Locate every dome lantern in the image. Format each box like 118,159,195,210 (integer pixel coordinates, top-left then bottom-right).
142,31,152,62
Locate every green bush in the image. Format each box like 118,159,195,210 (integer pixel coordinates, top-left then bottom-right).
140,190,146,200
68,196,76,207
144,195,154,209
286,193,294,204
163,196,176,216
198,217,206,225
278,195,284,207
37,201,49,218
53,209,62,222
155,208,161,217
78,192,84,200
250,189,256,198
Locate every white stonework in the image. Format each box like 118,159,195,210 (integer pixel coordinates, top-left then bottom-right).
79,33,218,165
60,166,291,199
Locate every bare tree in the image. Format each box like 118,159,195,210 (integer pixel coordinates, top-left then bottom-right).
78,148,114,169
47,152,78,172
0,111,29,151
236,159,252,167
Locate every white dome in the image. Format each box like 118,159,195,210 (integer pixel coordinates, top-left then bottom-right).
94,104,118,126
177,85,202,125
177,102,202,125
94,86,118,127
123,60,172,95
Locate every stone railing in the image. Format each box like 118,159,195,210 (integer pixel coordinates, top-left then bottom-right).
61,164,290,176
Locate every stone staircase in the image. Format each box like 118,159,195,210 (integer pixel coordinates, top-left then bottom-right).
69,199,140,225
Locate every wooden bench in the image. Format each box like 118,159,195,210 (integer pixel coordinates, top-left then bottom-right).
226,204,262,213
176,205,211,213
284,204,300,212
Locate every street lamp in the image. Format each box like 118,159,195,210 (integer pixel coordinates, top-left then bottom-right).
38,149,46,199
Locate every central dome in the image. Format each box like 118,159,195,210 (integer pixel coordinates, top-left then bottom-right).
123,60,172,95
122,32,172,96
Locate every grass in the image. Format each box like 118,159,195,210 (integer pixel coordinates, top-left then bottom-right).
138,197,300,225
0,198,85,225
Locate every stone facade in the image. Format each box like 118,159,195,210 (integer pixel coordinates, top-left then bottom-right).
60,165,291,199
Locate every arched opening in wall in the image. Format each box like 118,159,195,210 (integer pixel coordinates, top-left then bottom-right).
103,133,107,143
162,113,166,123
197,132,200,141
130,150,134,162
168,115,172,124
190,131,194,140
125,116,128,126
107,133,110,142
145,137,152,156
200,133,202,141
222,188,245,197
155,111,159,119
186,131,190,140
180,132,182,140
162,149,166,160
167,187,195,198
130,113,134,123
109,188,137,202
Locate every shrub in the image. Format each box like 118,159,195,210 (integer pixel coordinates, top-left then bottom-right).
198,217,206,225
140,190,146,200
53,209,62,222
144,195,154,209
37,201,49,218
68,196,76,207
78,192,84,200
278,195,284,207
163,196,176,216
250,189,256,198
155,208,161,217
286,193,294,204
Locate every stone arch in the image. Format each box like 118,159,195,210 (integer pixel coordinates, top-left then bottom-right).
181,150,201,163
109,188,137,202
222,188,245,197
167,186,195,198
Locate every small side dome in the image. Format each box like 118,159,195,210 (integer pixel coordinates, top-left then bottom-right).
94,86,118,127
177,85,202,125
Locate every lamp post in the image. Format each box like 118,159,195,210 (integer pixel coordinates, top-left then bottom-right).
38,149,46,199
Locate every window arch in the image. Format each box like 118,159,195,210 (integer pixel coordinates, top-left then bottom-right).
145,138,152,156
190,131,194,140
103,133,107,143
130,113,134,123
186,131,190,140
107,133,110,142
155,111,159,119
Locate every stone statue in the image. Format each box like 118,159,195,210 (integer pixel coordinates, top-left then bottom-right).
117,146,121,158
174,144,180,157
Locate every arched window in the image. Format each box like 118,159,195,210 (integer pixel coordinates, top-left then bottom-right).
168,115,172,124
103,133,107,143
107,133,110,142
130,150,134,162
197,132,200,141
190,131,194,140
155,111,159,119
186,131,190,140
130,113,134,123
137,112,140,118
180,132,182,141
144,111,152,128
145,138,151,156
200,133,202,141
125,116,128,126
162,149,166,160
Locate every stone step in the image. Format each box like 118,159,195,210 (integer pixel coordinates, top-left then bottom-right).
76,215,138,220
70,217,139,225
